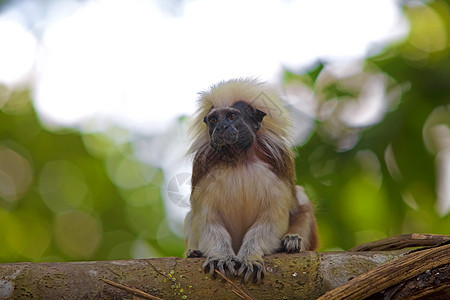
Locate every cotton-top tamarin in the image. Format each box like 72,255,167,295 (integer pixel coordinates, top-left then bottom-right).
184,78,318,282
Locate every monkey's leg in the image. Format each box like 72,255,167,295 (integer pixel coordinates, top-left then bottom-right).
184,211,202,257
191,209,239,277
236,210,289,282
282,186,319,253
184,212,207,258
200,223,239,277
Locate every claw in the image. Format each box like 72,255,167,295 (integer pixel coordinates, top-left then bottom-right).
202,257,218,276
237,259,265,283
217,260,226,276
256,269,264,282
243,266,253,283
227,258,238,276
237,263,248,277
202,256,238,278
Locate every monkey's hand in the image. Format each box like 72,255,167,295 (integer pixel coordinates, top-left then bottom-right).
186,249,204,258
237,253,265,283
203,255,239,278
281,234,303,253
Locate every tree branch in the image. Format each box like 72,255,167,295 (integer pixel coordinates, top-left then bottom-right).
0,251,400,299
0,234,448,299
348,233,450,252
318,243,450,300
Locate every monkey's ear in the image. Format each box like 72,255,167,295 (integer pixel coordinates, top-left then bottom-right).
253,109,266,122
203,106,215,124
251,109,266,130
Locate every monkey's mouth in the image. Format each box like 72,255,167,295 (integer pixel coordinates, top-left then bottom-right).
210,127,239,147
211,133,239,147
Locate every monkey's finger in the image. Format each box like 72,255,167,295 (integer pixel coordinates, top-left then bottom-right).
282,234,303,253
254,266,265,283
217,261,227,277
211,262,218,277
259,270,265,281
203,259,217,277
243,267,254,283
237,264,246,277
202,260,210,273
226,260,237,276
253,271,260,283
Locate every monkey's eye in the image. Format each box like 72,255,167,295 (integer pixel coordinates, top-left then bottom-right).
208,116,218,124
227,113,237,121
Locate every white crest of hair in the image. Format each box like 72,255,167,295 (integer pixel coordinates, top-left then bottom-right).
188,78,294,156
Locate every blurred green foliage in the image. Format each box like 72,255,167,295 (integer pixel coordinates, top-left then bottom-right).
0,1,449,262
292,0,450,249
0,89,184,262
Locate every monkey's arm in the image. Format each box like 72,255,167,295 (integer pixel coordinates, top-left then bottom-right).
184,208,238,276
282,186,319,252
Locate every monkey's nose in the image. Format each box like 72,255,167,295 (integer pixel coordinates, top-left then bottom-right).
216,125,229,136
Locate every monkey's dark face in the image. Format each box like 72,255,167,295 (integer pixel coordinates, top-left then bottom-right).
203,101,266,153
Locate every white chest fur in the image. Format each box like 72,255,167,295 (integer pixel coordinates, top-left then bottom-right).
192,160,292,252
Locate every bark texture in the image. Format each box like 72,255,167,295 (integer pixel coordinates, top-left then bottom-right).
0,251,399,299
0,234,448,299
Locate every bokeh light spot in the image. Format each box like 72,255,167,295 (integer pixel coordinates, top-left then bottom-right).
0,210,50,260
53,210,102,259
39,160,89,213
0,144,33,202
407,4,447,53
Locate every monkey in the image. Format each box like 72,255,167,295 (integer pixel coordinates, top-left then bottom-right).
184,78,318,283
